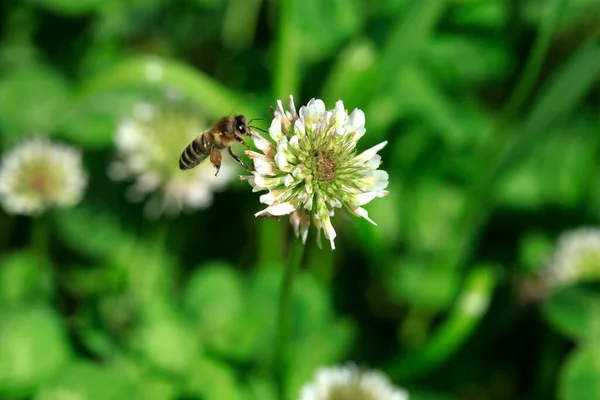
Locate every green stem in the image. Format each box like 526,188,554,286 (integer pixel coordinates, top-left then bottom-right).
30,214,51,259
386,265,496,380
259,0,301,267
274,239,305,400
258,219,287,267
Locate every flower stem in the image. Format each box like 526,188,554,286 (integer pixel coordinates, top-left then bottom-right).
275,239,305,400
30,215,51,258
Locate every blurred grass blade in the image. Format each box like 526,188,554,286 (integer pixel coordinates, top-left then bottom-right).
222,0,263,51
386,265,496,381
502,0,568,117
379,0,448,80
320,40,379,107
68,56,262,119
273,0,300,99
499,38,600,175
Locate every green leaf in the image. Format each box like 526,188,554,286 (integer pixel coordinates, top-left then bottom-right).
403,178,466,253
26,0,106,15
183,262,246,357
0,252,54,306
559,344,600,400
184,357,243,400
66,56,261,123
130,310,200,376
56,89,150,149
0,306,71,397
55,206,176,302
518,231,554,272
294,0,362,63
424,35,510,86
34,361,134,400
387,256,461,311
0,64,70,142
288,319,356,396
543,284,600,341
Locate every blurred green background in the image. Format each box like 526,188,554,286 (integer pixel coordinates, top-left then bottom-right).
0,0,600,399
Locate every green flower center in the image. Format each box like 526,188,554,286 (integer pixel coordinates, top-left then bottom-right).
328,383,378,400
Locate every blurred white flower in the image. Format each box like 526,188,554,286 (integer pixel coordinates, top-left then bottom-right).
299,364,409,400
544,227,600,288
108,103,234,219
243,96,389,249
0,137,87,216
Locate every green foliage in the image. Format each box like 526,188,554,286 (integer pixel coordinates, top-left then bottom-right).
0,307,71,398
0,0,599,398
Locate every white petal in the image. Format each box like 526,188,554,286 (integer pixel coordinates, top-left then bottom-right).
269,117,283,142
255,201,296,217
289,135,299,147
321,216,337,250
334,100,346,127
250,132,275,155
294,118,306,137
275,151,289,171
353,127,366,142
253,157,275,176
350,192,378,206
366,154,381,170
259,192,278,205
356,141,387,163
347,108,365,130
352,207,376,225
283,174,294,187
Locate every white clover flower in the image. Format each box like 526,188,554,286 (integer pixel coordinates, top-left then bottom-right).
299,364,409,400
0,137,87,216
544,227,600,288
244,96,389,249
108,103,234,219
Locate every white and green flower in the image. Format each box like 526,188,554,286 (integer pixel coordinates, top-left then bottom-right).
0,138,87,216
299,364,409,400
545,227,600,288
109,102,234,219
244,96,389,249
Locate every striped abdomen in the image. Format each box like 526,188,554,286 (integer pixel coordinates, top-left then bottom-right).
179,134,210,170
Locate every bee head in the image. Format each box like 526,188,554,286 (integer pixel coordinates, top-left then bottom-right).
234,115,249,136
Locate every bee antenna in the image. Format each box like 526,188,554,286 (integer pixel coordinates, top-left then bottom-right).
250,125,268,134
249,117,266,123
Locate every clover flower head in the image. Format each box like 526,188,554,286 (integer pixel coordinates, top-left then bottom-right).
544,227,600,288
299,364,409,400
108,102,234,219
0,137,87,216
244,96,389,249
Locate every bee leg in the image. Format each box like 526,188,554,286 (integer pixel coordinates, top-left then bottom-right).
210,148,222,176
235,135,251,149
228,147,251,171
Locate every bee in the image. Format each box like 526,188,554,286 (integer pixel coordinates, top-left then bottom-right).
179,115,264,176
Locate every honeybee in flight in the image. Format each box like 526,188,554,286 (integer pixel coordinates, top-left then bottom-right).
179,115,264,176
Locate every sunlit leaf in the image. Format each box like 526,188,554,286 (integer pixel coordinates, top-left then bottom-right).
0,252,54,306
0,64,70,142
0,307,70,398
559,343,600,400
34,361,134,400
543,284,600,341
